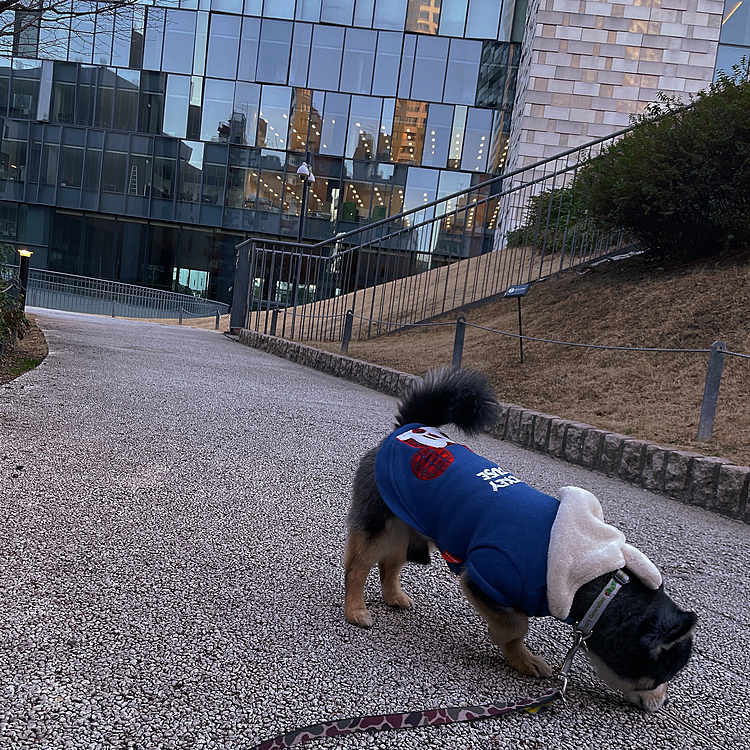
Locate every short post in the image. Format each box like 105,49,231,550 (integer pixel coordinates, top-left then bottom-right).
178,308,183,325
503,283,532,364
452,316,467,369
270,308,279,337
341,309,354,355
215,310,220,330
111,296,116,318
18,249,32,311
696,341,726,442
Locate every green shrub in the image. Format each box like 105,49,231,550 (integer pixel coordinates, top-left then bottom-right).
574,60,750,260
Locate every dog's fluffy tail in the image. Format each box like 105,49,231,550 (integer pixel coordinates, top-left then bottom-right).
396,367,500,435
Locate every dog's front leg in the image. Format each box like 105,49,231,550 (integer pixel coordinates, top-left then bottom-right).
461,574,552,678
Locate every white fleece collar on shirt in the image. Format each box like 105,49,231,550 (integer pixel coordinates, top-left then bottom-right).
546,486,662,621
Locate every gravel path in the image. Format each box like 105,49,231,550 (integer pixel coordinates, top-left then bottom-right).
0,309,746,750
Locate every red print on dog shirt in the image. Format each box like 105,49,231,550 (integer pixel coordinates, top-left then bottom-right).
397,427,456,480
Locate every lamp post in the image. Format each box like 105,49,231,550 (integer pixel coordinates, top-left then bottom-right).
17,248,33,311
296,160,315,245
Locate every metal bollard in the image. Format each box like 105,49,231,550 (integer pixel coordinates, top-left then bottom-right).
215,310,220,330
697,341,726,442
270,308,279,337
452,316,467,369
341,310,354,355
178,308,183,325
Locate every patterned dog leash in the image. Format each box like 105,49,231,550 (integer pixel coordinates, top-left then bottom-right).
249,687,561,750
250,571,629,749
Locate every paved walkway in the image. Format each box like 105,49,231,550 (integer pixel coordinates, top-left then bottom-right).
0,309,746,750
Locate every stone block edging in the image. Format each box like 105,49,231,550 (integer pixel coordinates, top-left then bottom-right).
238,329,750,525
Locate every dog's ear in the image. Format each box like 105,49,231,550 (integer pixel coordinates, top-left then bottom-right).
641,608,698,656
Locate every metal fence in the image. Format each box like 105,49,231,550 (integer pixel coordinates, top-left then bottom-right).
233,124,636,343
1,266,229,319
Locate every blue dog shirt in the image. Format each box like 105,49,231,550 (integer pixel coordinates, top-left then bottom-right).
375,423,561,617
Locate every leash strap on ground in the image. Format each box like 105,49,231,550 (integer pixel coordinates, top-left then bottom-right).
249,688,561,749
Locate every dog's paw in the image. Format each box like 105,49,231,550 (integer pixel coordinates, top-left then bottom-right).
346,608,375,628
517,654,553,678
385,592,414,610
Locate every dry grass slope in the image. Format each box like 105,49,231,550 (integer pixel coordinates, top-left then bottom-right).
309,249,750,467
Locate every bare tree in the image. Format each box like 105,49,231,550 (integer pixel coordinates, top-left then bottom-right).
0,1,145,60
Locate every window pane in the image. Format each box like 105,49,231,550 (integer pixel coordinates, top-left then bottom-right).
102,147,127,193
163,10,196,75
308,25,344,91
321,0,355,25
0,126,27,181
341,28,377,95
238,16,261,82
421,103,452,168
372,32,401,97
391,98,426,165
76,66,95,126
179,141,204,203
403,165,437,212
377,98,395,160
720,0,750,46
354,0,375,26
111,6,133,67
69,2,95,63
234,81,260,146
460,107,492,172
206,13,240,79
201,78,235,141
114,70,140,132
143,7,166,70
319,93,349,156
258,149,286,212
305,90,325,153
10,61,41,120
406,0,439,34
346,96,381,160
258,85,291,149
465,0,501,39
138,71,165,135
51,63,76,125
476,41,515,108
164,74,191,138
263,0,296,18
296,0,322,22
226,163,259,208
289,23,312,87
449,104,466,169
444,39,481,105
289,88,314,152
94,68,115,129
411,35,448,102
257,19,292,85
83,143,101,191
438,0,467,36
373,0,408,30
60,144,84,187
398,33,416,99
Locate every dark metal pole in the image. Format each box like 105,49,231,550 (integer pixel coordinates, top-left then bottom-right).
18,250,32,311
697,341,726,441
341,309,354,354
517,297,524,364
452,316,467,369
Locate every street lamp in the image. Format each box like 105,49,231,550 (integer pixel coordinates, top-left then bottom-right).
296,160,315,245
17,248,33,312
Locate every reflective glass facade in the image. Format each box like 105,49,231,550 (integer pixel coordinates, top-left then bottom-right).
0,0,522,303
717,0,750,77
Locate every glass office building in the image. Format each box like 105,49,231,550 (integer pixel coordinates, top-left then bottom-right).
0,0,523,304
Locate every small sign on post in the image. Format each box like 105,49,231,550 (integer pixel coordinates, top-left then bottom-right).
503,283,532,364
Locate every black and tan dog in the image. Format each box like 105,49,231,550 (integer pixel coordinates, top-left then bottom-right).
344,368,696,711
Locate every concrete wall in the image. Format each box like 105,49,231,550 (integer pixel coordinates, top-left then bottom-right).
508,0,724,170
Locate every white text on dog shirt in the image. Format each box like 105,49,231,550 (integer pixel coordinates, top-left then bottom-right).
476,466,522,492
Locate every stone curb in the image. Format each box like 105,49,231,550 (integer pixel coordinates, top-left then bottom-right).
238,329,750,526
